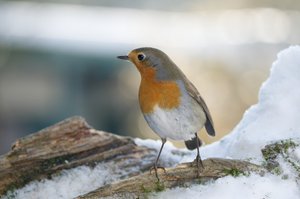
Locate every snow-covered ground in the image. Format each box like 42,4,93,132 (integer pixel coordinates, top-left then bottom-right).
3,46,300,198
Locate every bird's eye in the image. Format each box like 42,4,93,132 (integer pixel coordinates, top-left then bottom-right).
137,53,145,61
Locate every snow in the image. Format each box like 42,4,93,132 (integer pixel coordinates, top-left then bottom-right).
134,138,194,166
293,147,300,160
3,164,123,199
3,46,300,199
202,45,300,161
151,174,300,199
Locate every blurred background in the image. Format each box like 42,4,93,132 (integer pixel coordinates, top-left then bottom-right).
0,0,299,155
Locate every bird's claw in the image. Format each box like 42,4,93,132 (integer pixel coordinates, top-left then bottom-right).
150,165,166,181
193,155,204,177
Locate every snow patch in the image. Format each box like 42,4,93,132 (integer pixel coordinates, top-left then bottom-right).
293,147,300,160
3,164,121,199
134,138,195,167
152,174,300,199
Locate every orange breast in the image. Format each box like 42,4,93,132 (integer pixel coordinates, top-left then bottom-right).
139,77,181,114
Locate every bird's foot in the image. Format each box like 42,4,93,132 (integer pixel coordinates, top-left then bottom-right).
193,155,204,177
150,165,166,181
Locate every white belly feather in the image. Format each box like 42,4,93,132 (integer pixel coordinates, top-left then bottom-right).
143,95,206,141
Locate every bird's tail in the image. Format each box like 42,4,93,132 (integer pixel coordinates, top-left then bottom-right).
184,137,202,150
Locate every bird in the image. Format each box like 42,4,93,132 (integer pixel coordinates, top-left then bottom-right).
117,47,215,180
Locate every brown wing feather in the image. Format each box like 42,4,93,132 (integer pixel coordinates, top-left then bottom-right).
183,77,216,136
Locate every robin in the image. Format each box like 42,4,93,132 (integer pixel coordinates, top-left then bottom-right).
117,47,215,180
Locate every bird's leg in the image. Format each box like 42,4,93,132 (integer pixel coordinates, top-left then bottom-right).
194,133,204,177
150,138,167,181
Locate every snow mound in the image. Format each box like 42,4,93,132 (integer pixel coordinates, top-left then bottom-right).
202,46,300,161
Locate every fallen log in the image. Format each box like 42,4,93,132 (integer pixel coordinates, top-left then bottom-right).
0,116,156,196
0,116,265,198
77,158,264,198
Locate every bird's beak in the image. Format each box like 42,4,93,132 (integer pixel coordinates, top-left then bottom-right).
117,55,129,60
